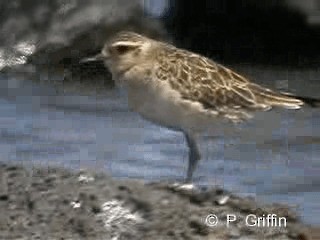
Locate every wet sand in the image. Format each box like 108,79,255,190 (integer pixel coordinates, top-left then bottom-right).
0,162,318,240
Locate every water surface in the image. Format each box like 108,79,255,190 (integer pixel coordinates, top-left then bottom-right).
0,67,320,225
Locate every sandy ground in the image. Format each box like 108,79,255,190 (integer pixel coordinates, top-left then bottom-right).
0,162,318,240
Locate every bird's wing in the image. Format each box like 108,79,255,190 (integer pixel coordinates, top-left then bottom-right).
157,49,304,121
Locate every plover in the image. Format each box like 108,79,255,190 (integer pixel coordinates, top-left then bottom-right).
82,31,320,182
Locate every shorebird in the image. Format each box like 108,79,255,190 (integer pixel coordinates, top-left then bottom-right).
82,31,320,182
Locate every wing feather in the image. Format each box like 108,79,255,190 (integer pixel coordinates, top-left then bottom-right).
156,47,304,121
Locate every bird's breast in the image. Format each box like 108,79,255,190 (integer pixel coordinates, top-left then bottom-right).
125,79,218,132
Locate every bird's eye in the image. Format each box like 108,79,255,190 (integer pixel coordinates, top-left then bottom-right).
114,45,131,55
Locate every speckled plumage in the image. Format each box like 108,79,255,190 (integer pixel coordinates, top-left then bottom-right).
90,31,320,182
105,32,307,121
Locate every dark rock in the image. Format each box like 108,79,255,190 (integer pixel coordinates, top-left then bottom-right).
0,194,9,201
165,0,320,66
0,0,167,93
189,217,209,236
0,162,315,239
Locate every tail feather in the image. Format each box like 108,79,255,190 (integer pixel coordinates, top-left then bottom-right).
249,84,305,109
280,92,320,108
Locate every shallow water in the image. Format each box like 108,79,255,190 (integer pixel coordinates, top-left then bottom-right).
0,67,320,225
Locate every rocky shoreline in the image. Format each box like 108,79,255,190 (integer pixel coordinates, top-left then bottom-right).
0,162,317,239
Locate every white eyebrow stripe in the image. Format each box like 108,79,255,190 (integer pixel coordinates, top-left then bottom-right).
111,41,141,47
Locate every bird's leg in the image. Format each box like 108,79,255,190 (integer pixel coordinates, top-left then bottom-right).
184,132,201,182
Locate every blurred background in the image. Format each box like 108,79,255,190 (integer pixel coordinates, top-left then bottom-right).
164,0,320,66
0,0,320,226
1,0,320,75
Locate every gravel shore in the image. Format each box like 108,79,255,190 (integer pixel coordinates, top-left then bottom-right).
0,163,317,240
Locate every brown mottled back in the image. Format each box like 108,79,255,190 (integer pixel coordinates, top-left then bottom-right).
155,44,306,121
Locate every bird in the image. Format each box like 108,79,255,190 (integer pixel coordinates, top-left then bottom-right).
81,31,320,182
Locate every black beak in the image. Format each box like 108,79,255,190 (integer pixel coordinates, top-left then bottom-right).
80,53,105,63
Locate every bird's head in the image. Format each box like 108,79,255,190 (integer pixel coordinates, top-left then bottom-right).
82,31,155,77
